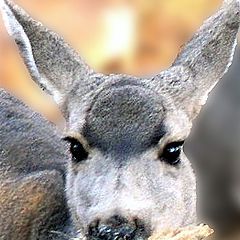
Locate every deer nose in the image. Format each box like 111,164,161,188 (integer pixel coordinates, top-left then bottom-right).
89,215,138,240
97,224,135,240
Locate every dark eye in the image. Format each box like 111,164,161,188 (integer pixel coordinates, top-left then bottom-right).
63,137,88,163
161,141,184,165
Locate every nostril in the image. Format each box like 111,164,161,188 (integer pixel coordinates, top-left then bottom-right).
98,225,113,238
88,219,100,236
117,225,135,240
134,218,149,239
99,225,135,240
134,218,145,231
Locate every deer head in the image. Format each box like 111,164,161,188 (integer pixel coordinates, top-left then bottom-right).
1,0,239,239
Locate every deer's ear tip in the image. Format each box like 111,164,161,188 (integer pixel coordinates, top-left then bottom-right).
224,0,240,6
223,0,240,16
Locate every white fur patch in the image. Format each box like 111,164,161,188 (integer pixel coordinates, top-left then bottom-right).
1,0,42,83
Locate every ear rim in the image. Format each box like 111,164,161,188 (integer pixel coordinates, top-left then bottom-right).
1,0,43,86
149,0,240,121
172,0,239,79
0,0,101,105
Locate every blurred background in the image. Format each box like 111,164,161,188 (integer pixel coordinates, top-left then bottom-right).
0,0,220,123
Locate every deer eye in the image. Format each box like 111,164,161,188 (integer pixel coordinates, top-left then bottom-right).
161,141,184,165
63,137,88,163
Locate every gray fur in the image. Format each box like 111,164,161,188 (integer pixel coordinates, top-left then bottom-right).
0,0,239,239
0,90,72,239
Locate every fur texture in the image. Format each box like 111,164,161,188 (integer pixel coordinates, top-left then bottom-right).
0,0,239,239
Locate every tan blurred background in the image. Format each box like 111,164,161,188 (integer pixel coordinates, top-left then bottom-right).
0,0,221,124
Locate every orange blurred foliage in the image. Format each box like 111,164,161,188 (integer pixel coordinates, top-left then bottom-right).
0,0,221,124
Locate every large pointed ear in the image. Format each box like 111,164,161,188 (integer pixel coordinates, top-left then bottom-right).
0,0,101,104
151,0,240,120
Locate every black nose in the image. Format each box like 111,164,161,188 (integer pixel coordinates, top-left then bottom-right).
89,215,142,240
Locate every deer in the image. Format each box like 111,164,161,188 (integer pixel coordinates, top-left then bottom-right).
0,0,239,239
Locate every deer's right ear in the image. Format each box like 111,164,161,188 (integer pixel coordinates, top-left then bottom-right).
0,0,99,104
173,0,240,116
152,0,240,121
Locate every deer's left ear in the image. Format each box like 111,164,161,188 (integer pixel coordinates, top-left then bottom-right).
152,0,240,120
1,0,101,104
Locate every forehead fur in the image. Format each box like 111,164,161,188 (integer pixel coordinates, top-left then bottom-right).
82,81,166,154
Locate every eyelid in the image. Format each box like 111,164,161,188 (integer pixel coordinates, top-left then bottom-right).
62,132,91,152
166,140,185,149
169,140,185,146
62,136,75,142
157,137,185,155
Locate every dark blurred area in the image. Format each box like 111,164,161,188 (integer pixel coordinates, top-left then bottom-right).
186,44,240,237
